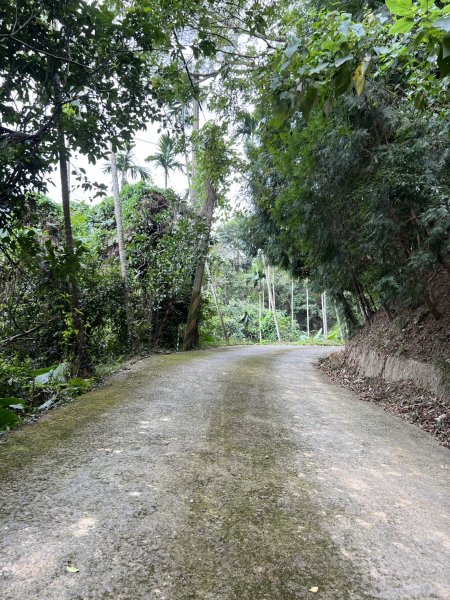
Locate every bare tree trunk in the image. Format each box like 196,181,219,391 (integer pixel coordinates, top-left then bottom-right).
58,123,90,375
183,180,216,350
335,289,358,337
352,278,373,323
306,286,310,338
291,278,294,333
110,150,135,350
321,292,328,338
190,96,200,203
335,307,344,340
263,257,281,342
182,105,192,190
206,261,228,343
259,287,262,344
265,264,270,306
271,267,276,311
153,300,172,347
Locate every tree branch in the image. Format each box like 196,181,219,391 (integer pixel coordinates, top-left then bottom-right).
0,318,58,347
8,36,90,70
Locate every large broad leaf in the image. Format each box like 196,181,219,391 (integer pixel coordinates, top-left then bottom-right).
333,64,353,96
198,39,217,57
414,92,427,110
285,40,301,59
433,16,450,32
437,40,450,75
389,17,415,34
353,59,371,96
35,363,69,386
0,397,22,408
385,0,413,16
351,23,366,38
269,114,287,129
334,54,353,67
442,33,450,59
0,408,20,431
299,86,318,120
309,61,330,74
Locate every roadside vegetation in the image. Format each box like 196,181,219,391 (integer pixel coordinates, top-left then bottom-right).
1,0,449,432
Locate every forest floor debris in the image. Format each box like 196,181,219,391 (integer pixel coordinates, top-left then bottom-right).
319,350,450,448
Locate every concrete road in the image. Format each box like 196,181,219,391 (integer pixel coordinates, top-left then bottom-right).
0,346,449,599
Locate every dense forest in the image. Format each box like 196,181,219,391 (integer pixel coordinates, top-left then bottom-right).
1,0,449,431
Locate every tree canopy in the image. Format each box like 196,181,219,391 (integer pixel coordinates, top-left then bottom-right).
1,0,449,430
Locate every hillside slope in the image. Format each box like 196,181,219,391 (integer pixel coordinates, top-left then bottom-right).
320,271,450,447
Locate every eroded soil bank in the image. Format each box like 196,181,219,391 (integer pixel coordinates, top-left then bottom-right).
1,346,449,599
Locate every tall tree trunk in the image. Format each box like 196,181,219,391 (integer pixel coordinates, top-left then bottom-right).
259,287,262,344
334,306,344,340
183,179,216,350
263,257,281,342
153,300,173,347
57,123,90,375
164,169,168,189
321,292,328,338
182,105,192,190
291,278,294,333
271,267,276,311
335,289,359,337
110,150,135,350
190,96,200,203
306,285,310,338
352,278,373,323
206,261,228,343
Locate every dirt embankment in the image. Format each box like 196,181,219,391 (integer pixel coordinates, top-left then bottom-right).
320,272,450,448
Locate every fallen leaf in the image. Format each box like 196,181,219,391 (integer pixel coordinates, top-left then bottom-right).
309,586,319,593
66,566,79,573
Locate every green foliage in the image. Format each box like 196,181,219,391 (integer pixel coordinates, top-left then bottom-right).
262,0,449,125
193,122,235,206
145,134,184,188
0,0,447,420
0,356,94,432
199,228,336,346
242,85,449,328
0,182,203,379
80,182,202,352
1,0,267,229
0,408,20,432
103,146,152,188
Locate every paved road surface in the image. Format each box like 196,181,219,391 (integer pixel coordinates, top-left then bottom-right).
0,346,449,599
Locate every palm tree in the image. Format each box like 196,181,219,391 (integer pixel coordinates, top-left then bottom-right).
109,150,135,350
103,145,151,189
145,134,184,188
